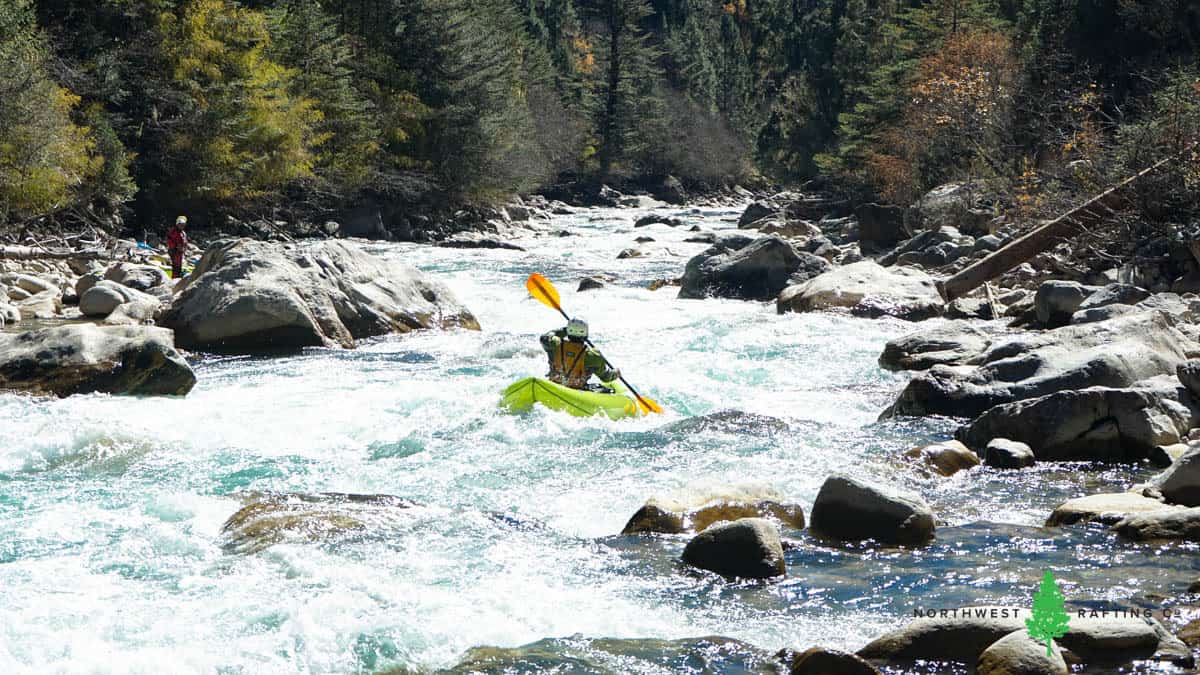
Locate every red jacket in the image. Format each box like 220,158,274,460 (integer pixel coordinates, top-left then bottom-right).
167,225,187,254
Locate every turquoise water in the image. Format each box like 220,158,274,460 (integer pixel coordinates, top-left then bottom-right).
1,206,1196,672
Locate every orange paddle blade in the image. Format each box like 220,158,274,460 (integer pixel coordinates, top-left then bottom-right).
525,273,563,313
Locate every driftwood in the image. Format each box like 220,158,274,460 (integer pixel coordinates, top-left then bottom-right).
0,245,118,261
937,153,1180,302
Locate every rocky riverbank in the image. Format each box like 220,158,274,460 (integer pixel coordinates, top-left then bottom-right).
5,179,1200,672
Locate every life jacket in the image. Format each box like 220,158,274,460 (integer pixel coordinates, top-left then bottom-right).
549,338,589,389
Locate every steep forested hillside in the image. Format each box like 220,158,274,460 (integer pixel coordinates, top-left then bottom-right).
2,0,1199,231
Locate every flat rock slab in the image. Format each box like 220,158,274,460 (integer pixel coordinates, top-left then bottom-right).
1046,493,1178,526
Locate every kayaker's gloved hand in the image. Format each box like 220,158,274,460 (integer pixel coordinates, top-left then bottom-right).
609,368,620,382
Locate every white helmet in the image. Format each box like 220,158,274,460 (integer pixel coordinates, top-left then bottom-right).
566,318,589,339
175,216,188,225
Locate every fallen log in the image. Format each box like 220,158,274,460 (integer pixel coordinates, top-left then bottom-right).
937,153,1180,302
0,245,113,261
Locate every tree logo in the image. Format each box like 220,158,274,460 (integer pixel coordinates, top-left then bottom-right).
1026,570,1071,656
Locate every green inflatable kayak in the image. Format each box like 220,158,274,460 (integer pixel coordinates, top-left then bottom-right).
501,377,640,420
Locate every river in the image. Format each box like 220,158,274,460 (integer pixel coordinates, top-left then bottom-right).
0,205,1194,672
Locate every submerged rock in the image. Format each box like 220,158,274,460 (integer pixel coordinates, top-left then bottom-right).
904,440,980,476
886,311,1196,419
440,636,776,674
622,499,805,535
977,630,1067,675
809,474,935,545
777,260,942,321
0,324,195,397
161,239,479,351
680,517,786,579
659,409,789,435
220,492,418,554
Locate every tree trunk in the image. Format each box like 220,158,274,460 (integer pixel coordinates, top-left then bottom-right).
0,246,112,261
937,154,1177,302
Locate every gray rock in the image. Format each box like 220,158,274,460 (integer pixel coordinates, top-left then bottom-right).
680,518,786,579
880,226,969,266
655,175,688,205
957,378,1200,462
879,322,992,372
915,182,993,234
0,324,195,397
634,214,685,228
678,236,822,301
810,474,935,545
886,311,1196,419
14,290,61,319
6,273,56,295
160,239,479,352
977,629,1067,675
1112,507,1200,541
975,234,1004,253
1070,303,1137,325
617,247,643,259
1045,492,1176,526
0,302,18,326
858,606,1029,663
1035,280,1097,328
947,296,996,319
1150,442,1200,506
738,202,776,228
622,499,805,536
985,438,1036,469
104,262,167,291
758,218,823,241
1078,284,1151,311
436,237,526,251
79,281,128,317
78,280,159,324
778,260,943,321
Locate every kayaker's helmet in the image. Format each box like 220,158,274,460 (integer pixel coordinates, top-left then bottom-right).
175,216,188,226
566,318,589,340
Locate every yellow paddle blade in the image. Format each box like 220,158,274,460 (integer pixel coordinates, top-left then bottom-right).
635,395,664,415
525,273,563,313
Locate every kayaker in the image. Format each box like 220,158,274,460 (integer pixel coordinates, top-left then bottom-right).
166,216,188,279
540,318,619,390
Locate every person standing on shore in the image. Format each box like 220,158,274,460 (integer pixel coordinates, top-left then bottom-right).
167,216,188,279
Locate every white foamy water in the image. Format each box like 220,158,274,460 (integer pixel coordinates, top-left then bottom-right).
0,205,1191,673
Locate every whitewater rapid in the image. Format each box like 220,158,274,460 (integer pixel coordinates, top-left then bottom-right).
0,205,1191,672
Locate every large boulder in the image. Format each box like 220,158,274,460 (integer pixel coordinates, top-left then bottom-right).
977,630,1067,675
886,311,1198,419
160,239,479,351
1045,492,1178,526
738,201,777,227
855,203,908,253
858,606,1029,663
1150,443,1200,506
680,518,786,579
809,475,935,545
777,260,942,321
79,280,159,323
0,324,195,397
956,378,1200,462
678,235,824,301
14,290,61,319
879,322,992,372
1112,507,1200,541
1077,283,1151,312
622,499,805,535
654,175,688,205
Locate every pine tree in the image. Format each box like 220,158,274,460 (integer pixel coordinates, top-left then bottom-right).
1026,570,1070,657
577,0,663,177
267,0,379,194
